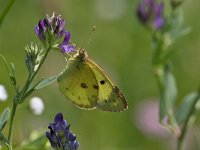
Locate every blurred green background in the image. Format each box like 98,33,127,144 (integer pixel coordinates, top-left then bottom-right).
1,0,200,149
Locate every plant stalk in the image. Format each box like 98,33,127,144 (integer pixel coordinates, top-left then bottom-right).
0,0,16,27
7,102,17,150
7,47,51,149
176,92,200,150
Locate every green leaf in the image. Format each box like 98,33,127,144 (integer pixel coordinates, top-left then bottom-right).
167,7,191,42
14,131,49,150
168,26,191,42
159,66,177,121
34,76,57,90
175,92,200,124
171,8,184,29
9,63,16,86
0,55,10,74
164,68,177,109
0,145,8,150
160,48,178,63
0,108,10,130
0,132,8,145
0,55,17,86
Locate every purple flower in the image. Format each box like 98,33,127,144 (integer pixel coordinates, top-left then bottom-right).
46,113,79,150
34,13,75,53
136,0,165,29
35,13,66,41
59,32,75,53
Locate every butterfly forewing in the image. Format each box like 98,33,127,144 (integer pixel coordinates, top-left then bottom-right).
86,59,128,112
57,49,128,111
57,59,99,109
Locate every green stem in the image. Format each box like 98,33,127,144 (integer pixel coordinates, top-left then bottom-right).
176,92,200,150
177,138,184,150
0,0,16,28
7,102,17,150
7,47,51,149
28,47,51,84
152,32,178,135
20,47,51,100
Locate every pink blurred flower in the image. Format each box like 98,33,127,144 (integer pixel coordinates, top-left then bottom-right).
134,99,170,138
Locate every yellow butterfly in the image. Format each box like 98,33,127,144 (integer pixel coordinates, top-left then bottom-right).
57,49,128,112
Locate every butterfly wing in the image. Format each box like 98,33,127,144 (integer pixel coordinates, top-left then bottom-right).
86,59,128,112
57,59,99,109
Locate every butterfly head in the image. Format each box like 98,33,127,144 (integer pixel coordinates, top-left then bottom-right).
78,48,89,62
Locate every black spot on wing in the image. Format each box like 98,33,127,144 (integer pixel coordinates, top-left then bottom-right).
93,85,99,89
81,83,88,88
113,99,117,103
100,80,105,85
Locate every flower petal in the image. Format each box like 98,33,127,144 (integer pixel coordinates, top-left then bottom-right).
34,26,40,36
156,2,164,17
54,113,63,124
46,132,57,148
63,31,71,45
154,17,164,29
136,0,165,29
46,113,79,150
60,45,75,53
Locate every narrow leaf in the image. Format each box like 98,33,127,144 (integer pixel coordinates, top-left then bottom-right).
34,76,57,90
15,130,48,150
159,66,177,121
9,63,17,86
0,132,8,144
10,63,16,76
0,108,10,130
175,92,200,124
0,55,17,86
0,55,10,75
164,68,177,110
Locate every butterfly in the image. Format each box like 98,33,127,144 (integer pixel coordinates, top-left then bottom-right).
57,49,128,112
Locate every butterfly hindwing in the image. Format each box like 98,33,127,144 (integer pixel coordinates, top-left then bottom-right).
86,59,128,112
57,58,98,109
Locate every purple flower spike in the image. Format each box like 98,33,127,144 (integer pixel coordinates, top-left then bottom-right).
35,13,75,53
136,0,165,30
46,113,79,150
34,13,70,47
59,32,75,53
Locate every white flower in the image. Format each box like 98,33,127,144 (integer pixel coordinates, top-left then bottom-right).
0,85,8,101
29,97,44,115
94,0,127,21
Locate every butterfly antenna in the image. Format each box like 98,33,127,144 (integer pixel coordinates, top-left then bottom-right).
85,26,96,49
